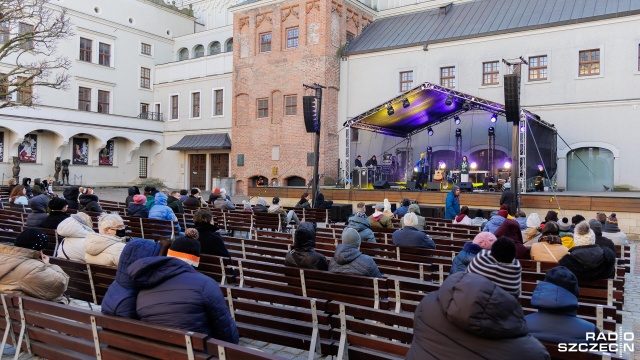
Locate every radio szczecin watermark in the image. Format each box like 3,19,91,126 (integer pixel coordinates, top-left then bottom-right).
558,331,635,356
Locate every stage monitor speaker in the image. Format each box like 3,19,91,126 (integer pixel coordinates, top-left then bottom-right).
303,96,318,133
458,182,474,192
373,180,390,189
426,182,441,191
405,181,416,190
504,74,520,123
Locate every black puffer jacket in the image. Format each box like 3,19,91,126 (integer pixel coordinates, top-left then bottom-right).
295,199,311,209
195,222,230,258
63,187,80,210
125,186,139,205
559,245,616,281
285,223,328,271
407,272,549,360
79,194,104,213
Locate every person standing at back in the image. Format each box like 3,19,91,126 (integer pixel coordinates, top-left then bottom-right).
444,186,461,220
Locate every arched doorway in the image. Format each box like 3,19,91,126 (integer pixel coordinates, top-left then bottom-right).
567,147,614,191
286,176,305,187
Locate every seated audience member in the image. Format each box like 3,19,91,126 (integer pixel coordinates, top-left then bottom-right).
559,221,616,281
329,228,383,278
368,202,393,228
383,199,394,218
523,213,543,249
515,211,528,230
125,186,140,205
526,266,600,343
101,239,166,318
128,194,150,218
314,193,333,209
79,188,104,213
167,190,185,214
57,213,95,261
242,200,253,213
451,232,497,274
570,215,585,232
129,233,239,344
392,213,436,249
9,185,29,205
285,222,328,271
543,210,559,224
557,217,575,249
500,204,515,219
149,192,181,232
63,186,80,210
41,197,69,229
213,193,236,210
85,214,127,266
345,203,376,243
393,198,411,217
193,208,230,258
470,209,488,228
494,218,530,259
26,194,50,227
407,238,547,360
7,178,16,194
268,196,300,230
32,178,44,196
483,208,508,233
596,212,607,227
403,204,426,230
0,228,70,304
219,188,231,201
588,219,616,254
208,188,221,204
602,213,628,246
21,178,33,198
453,206,472,226
530,232,569,263
179,189,189,202
183,188,204,208
253,197,269,212
144,186,157,209
295,193,312,209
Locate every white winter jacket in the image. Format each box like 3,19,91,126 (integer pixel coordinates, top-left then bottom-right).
56,217,94,261
84,233,126,266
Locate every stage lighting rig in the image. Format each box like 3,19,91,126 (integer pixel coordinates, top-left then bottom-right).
490,113,498,123
386,104,394,116
402,98,410,108
454,116,461,124
445,95,453,106
427,127,434,136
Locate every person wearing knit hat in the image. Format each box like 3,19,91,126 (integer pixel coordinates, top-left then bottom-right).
346,203,376,243
467,237,522,297
451,232,497,274
383,199,394,218
554,219,575,249
602,213,628,246
168,230,201,267
494,219,529,259
499,204,515,219
482,207,507,233
329,228,383,277
558,217,571,232
253,197,269,212
405,203,426,230
41,197,70,229
559,221,616,281
588,219,616,254
183,188,203,208
522,213,543,248
127,194,150,218
570,221,595,247
525,266,599,344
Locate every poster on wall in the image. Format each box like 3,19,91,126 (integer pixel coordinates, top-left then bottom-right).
0,132,4,162
18,134,37,163
72,137,89,165
99,140,114,166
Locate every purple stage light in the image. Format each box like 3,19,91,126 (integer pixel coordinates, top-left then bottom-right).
504,161,511,169
490,113,498,123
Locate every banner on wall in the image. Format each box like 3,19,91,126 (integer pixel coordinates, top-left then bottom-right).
72,137,89,165
0,132,3,162
18,134,37,163
99,140,114,166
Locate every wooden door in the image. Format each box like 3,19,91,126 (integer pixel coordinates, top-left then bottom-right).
210,153,229,179
189,154,207,189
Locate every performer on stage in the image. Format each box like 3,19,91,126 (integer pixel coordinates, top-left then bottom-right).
355,155,363,167
535,165,545,192
365,155,378,167
415,153,429,190
460,156,469,183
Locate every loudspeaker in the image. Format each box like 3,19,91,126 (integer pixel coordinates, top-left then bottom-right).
426,182,441,191
303,96,318,133
373,180,390,189
503,74,520,123
458,182,474,192
405,181,416,190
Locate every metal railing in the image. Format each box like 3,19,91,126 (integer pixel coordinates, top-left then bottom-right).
138,112,163,121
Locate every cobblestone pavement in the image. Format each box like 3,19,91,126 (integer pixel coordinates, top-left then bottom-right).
621,241,639,360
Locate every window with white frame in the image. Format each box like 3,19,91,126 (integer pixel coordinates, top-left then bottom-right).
97,90,110,113
0,21,9,44
260,33,271,53
284,95,297,115
440,67,456,88
191,91,201,118
257,98,268,118
0,73,7,101
17,77,32,104
98,42,111,66
170,95,179,120
18,22,34,50
140,67,151,89
528,55,548,81
286,27,299,48
214,89,223,116
141,42,152,56
399,71,413,92
579,49,600,76
482,61,499,85
78,87,91,111
80,37,92,62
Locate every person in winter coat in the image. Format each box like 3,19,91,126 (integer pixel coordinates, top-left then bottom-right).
559,221,616,281
26,194,50,227
382,199,394,218
515,211,528,230
453,206,472,225
149,192,181,232
444,186,461,220
345,210,376,243
143,186,157,209
125,186,140,205
207,188,221,204
85,214,127,266
596,212,607,227
402,203,426,230
601,213,628,246
40,197,69,229
523,213,543,248
393,198,411,217
7,178,16,194
56,213,95,261
530,234,569,263
129,235,239,344
285,222,328,271
557,217,575,249
392,213,436,249
9,185,29,205
494,218,530,260
127,195,149,218
0,228,69,304
268,196,300,230
193,208,230,258
526,266,600,343
253,197,269,212
539,220,575,250
22,178,33,198
329,228,383,278
179,189,189,202
470,209,488,228
467,237,523,297
183,188,204,208
544,210,559,224
79,193,104,213
500,183,517,216
588,219,616,255
213,193,236,210
406,271,549,360
314,193,333,209
368,202,393,228
295,193,311,208
483,208,508,233
167,191,185,214
32,178,44,196
63,186,80,210
571,215,586,233
101,239,164,319
451,232,497,274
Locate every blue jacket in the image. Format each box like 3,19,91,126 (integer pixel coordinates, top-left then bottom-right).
516,217,528,230
345,216,376,243
393,205,409,217
483,215,506,233
148,192,180,231
451,242,483,274
444,186,460,220
415,158,428,174
392,226,436,249
128,203,149,218
525,281,599,343
101,239,161,319
129,257,239,344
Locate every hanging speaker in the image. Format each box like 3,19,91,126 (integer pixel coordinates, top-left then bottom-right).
303,96,318,133
503,74,520,123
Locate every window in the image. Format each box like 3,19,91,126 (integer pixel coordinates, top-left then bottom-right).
139,156,148,178
140,103,149,117
286,27,299,48
214,89,223,116
191,92,200,118
482,61,499,85
17,77,32,104
399,71,413,92
237,154,244,167
98,42,111,66
284,95,297,115
260,33,271,53
194,45,204,58
257,98,268,118
80,37,92,62
272,145,280,161
78,87,91,111
18,23,34,50
97,90,109,113
141,42,152,55
0,21,8,44
579,49,600,76
225,38,233,52
140,67,151,89
528,55,548,81
307,152,314,166
178,48,189,61
170,95,179,119
346,31,355,42
0,73,7,101
440,66,456,88
209,41,221,55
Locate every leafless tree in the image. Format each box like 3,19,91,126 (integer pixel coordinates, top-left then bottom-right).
0,0,72,108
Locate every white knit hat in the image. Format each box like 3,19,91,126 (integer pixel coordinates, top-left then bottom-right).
573,221,595,247
526,213,541,229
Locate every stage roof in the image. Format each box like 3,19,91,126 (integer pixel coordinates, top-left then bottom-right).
344,82,549,138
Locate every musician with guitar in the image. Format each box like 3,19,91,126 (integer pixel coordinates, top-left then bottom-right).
415,153,429,190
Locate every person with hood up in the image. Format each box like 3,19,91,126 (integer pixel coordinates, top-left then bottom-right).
314,193,333,209
530,224,569,263
557,217,575,249
32,178,45,196
543,210,559,224
453,205,472,226
523,213,543,248
268,196,300,230
9,185,29,205
56,212,95,261
494,218,530,259
470,209,488,228
588,219,616,255
85,213,127,266
559,221,616,281
128,194,150,218
295,193,311,208
393,198,411,217
128,232,239,344
63,186,80,210
149,192,181,232
101,239,166,319
382,199,394,218
483,208,508,233
285,222,328,270
0,228,70,304
407,238,548,360
525,266,600,343
193,208,230,257
345,203,376,243
444,186,461,220
125,186,140,205
402,203,426,230
253,197,269,212
368,202,393,228
392,213,436,249
41,197,69,229
450,232,497,274
601,213,628,246
26,194,50,227
183,188,204,208
500,183,517,216
21,178,33,198
213,193,236,210
329,228,383,278
79,188,104,213
515,211,528,230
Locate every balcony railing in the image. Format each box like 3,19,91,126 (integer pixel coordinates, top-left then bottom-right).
138,112,163,121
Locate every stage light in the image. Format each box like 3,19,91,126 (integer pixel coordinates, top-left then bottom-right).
427,127,434,136
520,125,525,133
462,101,470,111
488,126,495,135
538,164,544,171
504,161,511,169
386,104,394,116
470,162,477,170
402,98,410,108
426,146,432,153
413,166,419,173
439,162,446,169
490,113,498,123
445,95,453,106
455,128,461,136
454,115,461,125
